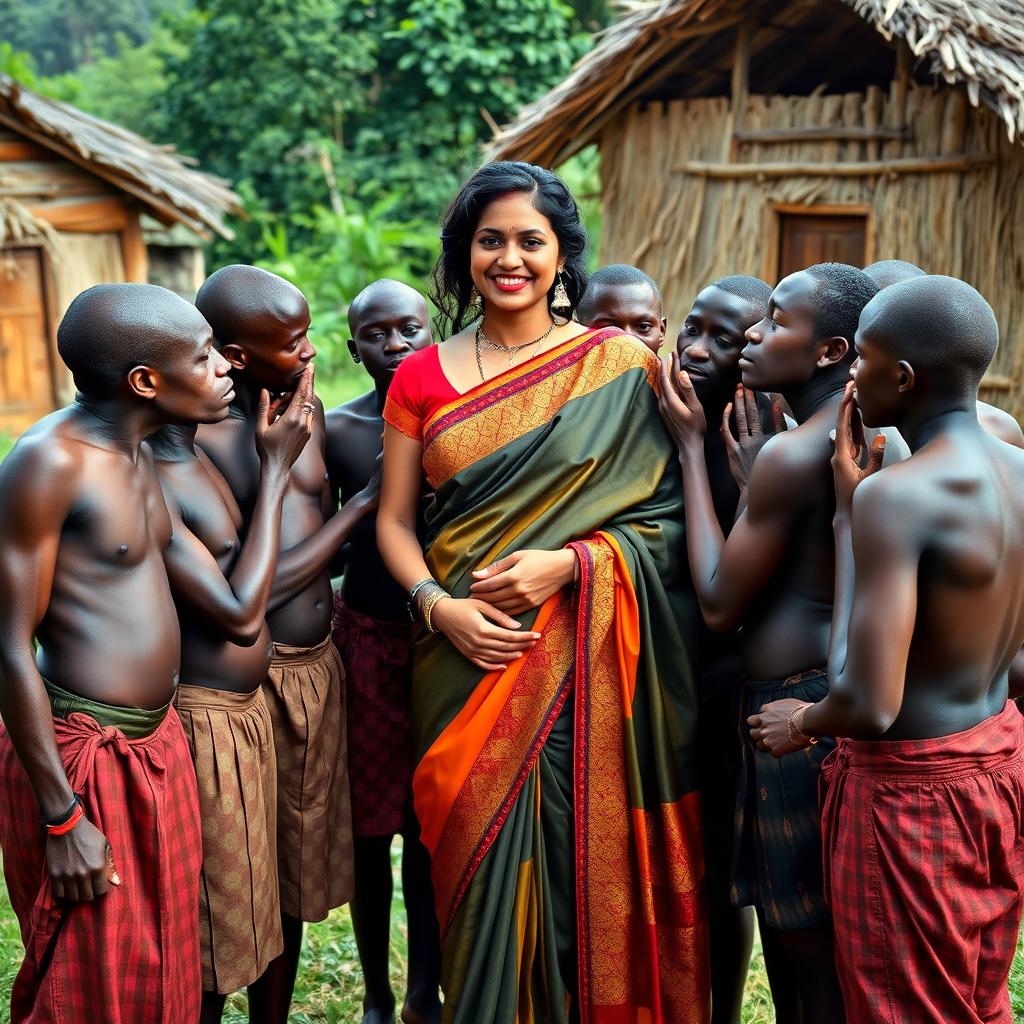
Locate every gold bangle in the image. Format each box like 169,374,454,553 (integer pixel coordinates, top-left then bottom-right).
786,702,819,746
422,590,449,633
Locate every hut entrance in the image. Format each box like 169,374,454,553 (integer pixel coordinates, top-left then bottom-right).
778,213,867,279
0,248,55,436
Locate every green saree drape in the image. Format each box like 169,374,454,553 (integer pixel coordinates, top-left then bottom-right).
407,329,709,1023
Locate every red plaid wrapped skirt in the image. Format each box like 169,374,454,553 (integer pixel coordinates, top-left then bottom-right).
0,709,203,1024
821,700,1024,1024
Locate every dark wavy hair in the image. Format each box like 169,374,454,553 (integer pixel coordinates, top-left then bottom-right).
431,161,589,338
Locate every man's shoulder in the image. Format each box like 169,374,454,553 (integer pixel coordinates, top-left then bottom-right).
197,413,252,455
2,413,85,482
979,402,1024,449
852,460,931,537
753,423,828,481
325,391,376,430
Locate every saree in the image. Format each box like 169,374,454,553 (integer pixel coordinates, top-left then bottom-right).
405,329,709,1023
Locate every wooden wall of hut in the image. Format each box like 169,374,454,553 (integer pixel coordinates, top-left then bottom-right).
1,128,148,405
599,84,1024,419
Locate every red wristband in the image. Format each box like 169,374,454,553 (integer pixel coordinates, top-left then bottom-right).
46,803,84,836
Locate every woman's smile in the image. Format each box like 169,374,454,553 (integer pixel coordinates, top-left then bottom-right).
490,274,532,292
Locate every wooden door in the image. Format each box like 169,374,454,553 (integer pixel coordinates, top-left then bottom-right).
778,214,867,279
0,249,55,436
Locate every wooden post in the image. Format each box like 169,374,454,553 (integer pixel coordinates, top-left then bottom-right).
728,22,752,161
120,208,148,283
890,43,911,133
864,85,883,189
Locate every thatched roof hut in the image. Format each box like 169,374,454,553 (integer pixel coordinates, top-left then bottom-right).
491,0,1024,419
0,75,242,432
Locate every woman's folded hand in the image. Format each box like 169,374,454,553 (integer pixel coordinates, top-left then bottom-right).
469,549,578,615
430,597,542,672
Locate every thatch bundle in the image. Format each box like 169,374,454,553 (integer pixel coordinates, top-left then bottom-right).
0,74,241,238
852,0,1024,141
0,195,61,258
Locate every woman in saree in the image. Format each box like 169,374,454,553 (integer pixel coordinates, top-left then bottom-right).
377,161,708,1024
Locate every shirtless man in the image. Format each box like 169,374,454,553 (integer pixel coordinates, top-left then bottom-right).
752,276,1024,1024
658,262,881,1023
151,368,314,1022
327,279,441,1024
0,283,232,1023
575,263,667,353
863,259,1024,447
195,265,378,1022
676,274,774,1024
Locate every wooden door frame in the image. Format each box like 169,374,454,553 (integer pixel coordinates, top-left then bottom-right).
760,202,874,284
0,241,61,408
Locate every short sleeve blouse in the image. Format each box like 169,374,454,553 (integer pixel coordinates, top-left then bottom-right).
383,346,460,440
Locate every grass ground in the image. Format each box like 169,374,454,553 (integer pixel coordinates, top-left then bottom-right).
0,851,1022,1023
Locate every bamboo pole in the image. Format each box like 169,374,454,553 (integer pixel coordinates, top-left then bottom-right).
735,125,907,144
676,154,994,177
728,22,751,160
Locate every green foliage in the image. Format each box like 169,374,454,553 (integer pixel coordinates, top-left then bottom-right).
256,195,438,376
0,0,182,74
159,0,587,262
31,29,181,140
345,0,588,224
161,0,373,261
558,146,603,271
0,41,39,85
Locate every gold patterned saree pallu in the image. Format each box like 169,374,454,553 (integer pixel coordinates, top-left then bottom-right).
410,330,710,1024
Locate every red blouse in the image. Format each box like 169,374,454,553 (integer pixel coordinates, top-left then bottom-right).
383,345,460,441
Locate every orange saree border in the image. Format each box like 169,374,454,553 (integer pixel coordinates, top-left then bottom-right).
421,329,658,488
571,533,707,1023
411,592,575,935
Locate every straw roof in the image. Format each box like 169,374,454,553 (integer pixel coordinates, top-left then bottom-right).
490,0,1024,165
0,74,241,238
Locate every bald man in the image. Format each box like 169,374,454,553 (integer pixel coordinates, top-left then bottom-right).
753,277,1024,1023
195,265,378,1022
0,283,234,1023
863,260,1024,448
576,264,667,354
326,280,441,1024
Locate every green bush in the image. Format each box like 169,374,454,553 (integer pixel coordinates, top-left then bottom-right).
254,195,439,377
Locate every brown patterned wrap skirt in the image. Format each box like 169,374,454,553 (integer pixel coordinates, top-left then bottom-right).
174,683,282,994
264,634,354,921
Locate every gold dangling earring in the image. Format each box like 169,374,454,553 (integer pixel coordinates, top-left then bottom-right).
552,272,570,312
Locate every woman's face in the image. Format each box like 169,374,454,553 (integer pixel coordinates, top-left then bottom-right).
470,192,562,317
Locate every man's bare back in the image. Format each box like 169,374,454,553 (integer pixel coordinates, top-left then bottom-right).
851,426,1024,739
755,274,1024,749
